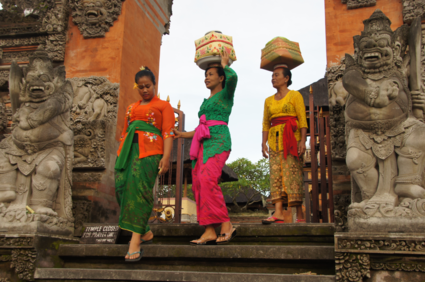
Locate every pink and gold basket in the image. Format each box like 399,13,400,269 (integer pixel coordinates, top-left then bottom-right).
194,31,237,70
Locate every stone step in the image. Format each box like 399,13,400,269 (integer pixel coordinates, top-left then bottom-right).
84,223,335,245
35,268,336,282
56,244,335,275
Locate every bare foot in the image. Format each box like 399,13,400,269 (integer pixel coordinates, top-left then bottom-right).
216,222,236,244
125,238,141,260
141,231,154,242
190,226,217,244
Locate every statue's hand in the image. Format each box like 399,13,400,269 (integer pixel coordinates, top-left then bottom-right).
27,112,41,129
365,80,399,108
412,91,425,112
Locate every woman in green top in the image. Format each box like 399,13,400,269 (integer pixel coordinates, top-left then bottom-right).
174,51,238,245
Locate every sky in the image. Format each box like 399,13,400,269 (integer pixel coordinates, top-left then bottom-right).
158,0,327,164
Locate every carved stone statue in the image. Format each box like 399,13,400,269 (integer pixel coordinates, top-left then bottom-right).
69,0,125,38
0,48,74,235
343,10,425,232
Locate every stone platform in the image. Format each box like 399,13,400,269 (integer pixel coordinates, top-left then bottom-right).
33,223,336,282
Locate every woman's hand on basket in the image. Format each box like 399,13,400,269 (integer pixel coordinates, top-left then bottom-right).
220,49,230,68
262,143,269,159
158,157,170,175
298,140,306,157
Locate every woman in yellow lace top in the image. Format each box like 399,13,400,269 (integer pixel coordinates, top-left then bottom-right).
261,65,308,224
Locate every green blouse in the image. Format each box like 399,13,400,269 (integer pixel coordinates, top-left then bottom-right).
197,65,238,164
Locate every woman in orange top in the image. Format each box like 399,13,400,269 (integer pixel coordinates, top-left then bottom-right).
115,67,175,262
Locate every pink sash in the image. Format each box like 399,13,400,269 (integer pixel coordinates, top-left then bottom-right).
190,114,228,160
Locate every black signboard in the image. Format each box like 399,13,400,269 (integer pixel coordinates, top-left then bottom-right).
80,225,120,244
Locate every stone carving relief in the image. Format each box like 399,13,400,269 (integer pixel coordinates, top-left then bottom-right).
0,237,33,247
342,10,425,232
327,58,348,160
0,102,7,133
0,48,74,235
0,255,12,262
72,200,92,232
69,77,119,168
402,0,425,24
70,0,125,38
334,194,351,232
337,238,425,253
0,0,69,62
10,249,37,281
371,261,425,272
72,172,103,183
341,0,376,9
0,70,8,88
335,253,370,282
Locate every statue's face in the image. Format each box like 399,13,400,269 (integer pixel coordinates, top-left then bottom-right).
24,59,55,102
83,0,107,24
358,33,393,70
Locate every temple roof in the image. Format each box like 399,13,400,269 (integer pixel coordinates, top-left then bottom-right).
298,76,329,108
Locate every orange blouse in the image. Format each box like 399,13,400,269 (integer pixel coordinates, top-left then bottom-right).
117,96,175,159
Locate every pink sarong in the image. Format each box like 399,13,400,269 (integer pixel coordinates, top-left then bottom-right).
190,114,228,160
192,144,230,227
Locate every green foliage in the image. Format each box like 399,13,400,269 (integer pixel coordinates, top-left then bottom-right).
221,158,270,212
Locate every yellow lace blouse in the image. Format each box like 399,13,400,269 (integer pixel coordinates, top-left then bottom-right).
262,90,308,152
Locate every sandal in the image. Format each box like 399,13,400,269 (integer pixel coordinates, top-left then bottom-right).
125,249,144,262
262,216,285,225
296,219,306,223
216,228,237,245
190,237,217,245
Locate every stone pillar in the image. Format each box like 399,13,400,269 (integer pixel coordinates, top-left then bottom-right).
64,0,173,232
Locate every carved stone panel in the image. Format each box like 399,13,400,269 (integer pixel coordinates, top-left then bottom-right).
0,0,69,62
335,252,371,282
69,76,119,169
341,0,376,9
0,102,7,133
10,249,37,281
334,194,351,232
72,200,92,233
327,59,348,160
69,0,125,38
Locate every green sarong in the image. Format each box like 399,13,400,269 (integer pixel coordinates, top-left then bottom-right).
115,120,162,170
115,143,162,234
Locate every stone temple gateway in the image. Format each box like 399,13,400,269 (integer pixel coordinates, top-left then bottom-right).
0,1,424,282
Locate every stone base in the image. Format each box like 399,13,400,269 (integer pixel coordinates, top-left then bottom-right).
0,234,78,282
0,216,73,238
348,215,425,233
335,232,425,282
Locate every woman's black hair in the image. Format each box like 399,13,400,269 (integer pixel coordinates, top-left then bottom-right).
281,67,292,87
135,67,156,85
205,66,226,88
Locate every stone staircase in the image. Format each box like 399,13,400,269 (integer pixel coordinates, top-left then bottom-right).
34,223,336,282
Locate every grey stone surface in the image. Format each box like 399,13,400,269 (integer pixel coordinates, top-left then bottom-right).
0,49,74,236
35,268,336,282
58,244,335,260
342,9,425,232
